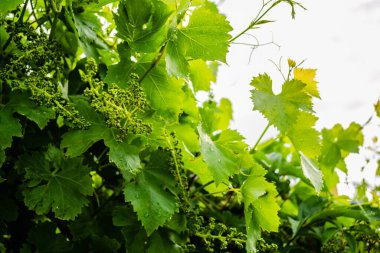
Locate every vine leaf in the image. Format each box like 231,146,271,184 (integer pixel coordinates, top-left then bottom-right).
0,0,23,18
294,68,320,98
124,150,178,235
0,107,22,149
176,5,232,62
105,138,142,175
61,96,142,175
319,122,363,171
189,59,215,92
299,152,324,193
250,73,312,133
8,93,55,129
114,0,172,53
198,127,252,185
105,44,185,118
242,165,280,253
165,40,189,77
287,111,320,158
199,98,232,135
20,147,93,220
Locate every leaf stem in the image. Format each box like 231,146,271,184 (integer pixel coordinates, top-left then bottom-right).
139,43,167,83
251,123,271,153
229,0,280,43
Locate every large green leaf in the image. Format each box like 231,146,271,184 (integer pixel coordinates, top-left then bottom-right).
0,0,23,17
114,0,172,52
20,147,93,220
176,6,232,61
124,150,178,235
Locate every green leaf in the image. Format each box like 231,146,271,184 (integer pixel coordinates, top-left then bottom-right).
177,6,232,61
242,165,280,253
319,123,363,171
8,93,55,129
61,125,107,157
115,0,172,52
147,231,179,253
74,12,111,61
105,44,185,118
250,74,312,133
124,150,178,235
299,152,324,193
0,0,23,17
165,40,189,77
21,148,93,220
198,127,250,185
0,107,22,149
0,149,5,167
189,59,215,92
287,111,320,158
200,98,232,135
104,137,142,175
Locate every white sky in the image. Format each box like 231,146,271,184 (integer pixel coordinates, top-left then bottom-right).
211,0,380,197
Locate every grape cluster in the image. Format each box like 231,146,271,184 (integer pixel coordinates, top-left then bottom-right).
165,132,190,211
0,22,87,128
186,216,246,252
256,238,279,253
81,58,152,140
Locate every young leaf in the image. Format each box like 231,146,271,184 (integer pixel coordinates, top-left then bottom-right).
299,152,324,193
294,68,320,98
250,74,312,133
177,6,232,61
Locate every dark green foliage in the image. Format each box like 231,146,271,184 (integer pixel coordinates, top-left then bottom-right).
0,0,379,253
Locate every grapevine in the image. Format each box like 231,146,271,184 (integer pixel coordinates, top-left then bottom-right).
0,0,379,253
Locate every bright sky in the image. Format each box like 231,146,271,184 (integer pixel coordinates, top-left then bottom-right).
211,0,380,197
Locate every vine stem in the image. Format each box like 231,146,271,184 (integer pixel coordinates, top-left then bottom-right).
229,0,281,43
251,123,271,153
139,43,167,83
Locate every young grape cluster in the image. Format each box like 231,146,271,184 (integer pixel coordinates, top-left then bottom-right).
81,58,152,140
185,216,246,252
165,132,190,211
0,22,87,127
